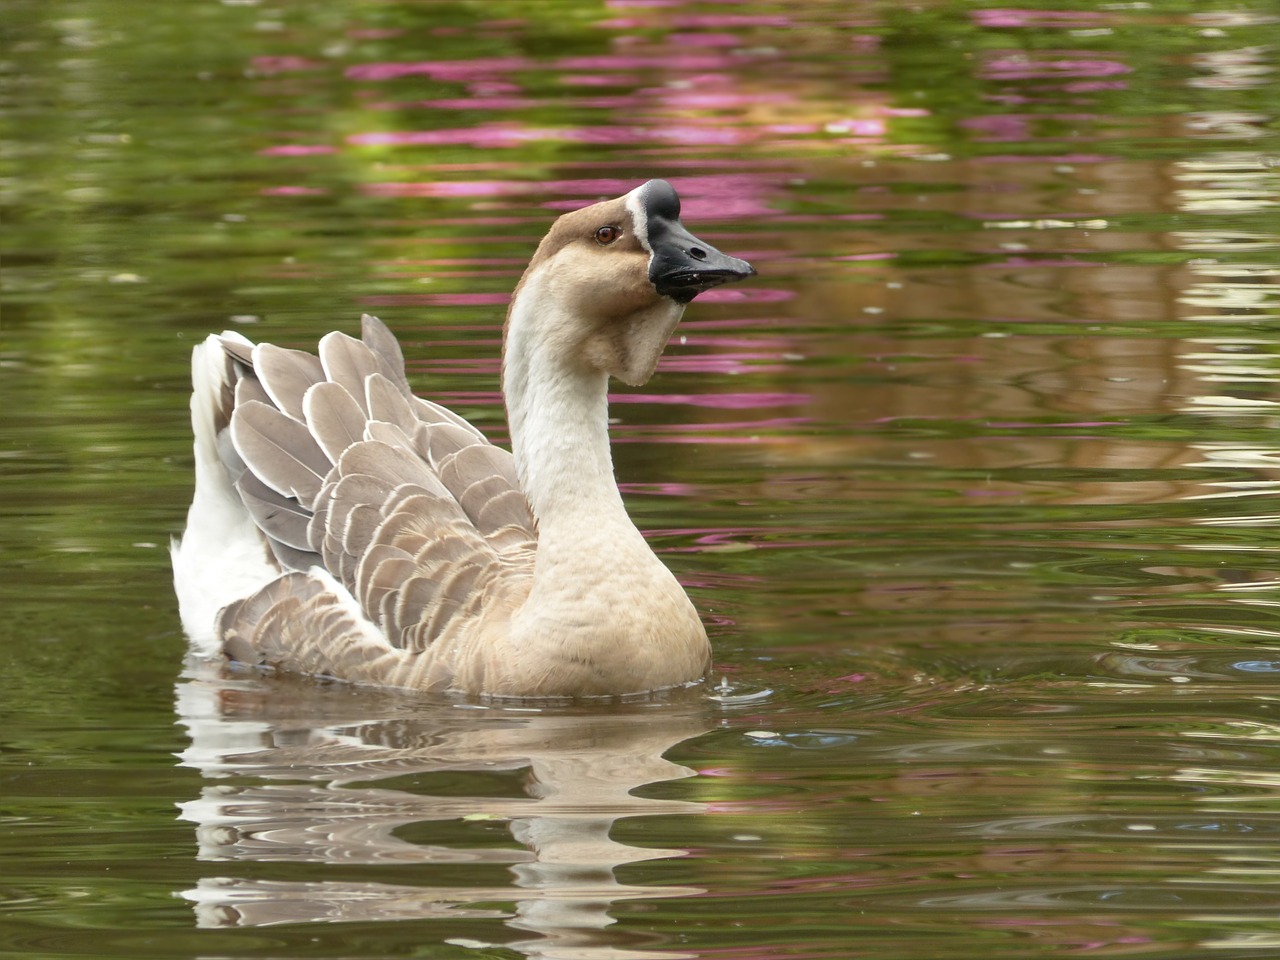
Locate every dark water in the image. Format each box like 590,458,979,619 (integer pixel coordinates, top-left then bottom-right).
4,1,1280,957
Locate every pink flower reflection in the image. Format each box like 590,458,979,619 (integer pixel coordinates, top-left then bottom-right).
258,145,337,156
602,14,788,28
981,153,1108,163
348,122,754,149
560,74,642,87
374,95,637,111
988,256,1097,268
669,15,791,28
833,252,896,262
697,287,792,303
1062,80,1128,92
345,57,529,82
618,481,698,496
827,118,887,137
555,54,737,71
347,28,404,40
250,56,324,74
656,91,791,109
657,354,791,376
260,186,329,196
984,55,1131,80
609,392,809,408
963,113,1101,141
612,421,810,445
670,33,744,47
362,173,781,220
974,9,1105,28
348,124,544,148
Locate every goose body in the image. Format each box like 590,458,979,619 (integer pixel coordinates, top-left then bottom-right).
171,179,755,697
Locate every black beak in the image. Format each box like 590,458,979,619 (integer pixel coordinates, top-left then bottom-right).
638,180,756,304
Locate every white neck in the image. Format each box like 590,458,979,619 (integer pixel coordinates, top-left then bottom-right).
502,274,633,541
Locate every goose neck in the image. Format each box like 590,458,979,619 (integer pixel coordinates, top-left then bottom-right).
503,288,629,533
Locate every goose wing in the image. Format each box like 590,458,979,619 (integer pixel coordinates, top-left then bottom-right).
213,315,536,674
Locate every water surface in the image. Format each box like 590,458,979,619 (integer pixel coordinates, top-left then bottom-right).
4,1,1280,957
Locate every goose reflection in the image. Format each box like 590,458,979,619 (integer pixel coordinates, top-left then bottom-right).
174,662,713,959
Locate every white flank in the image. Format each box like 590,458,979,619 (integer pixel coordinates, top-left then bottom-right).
170,335,280,656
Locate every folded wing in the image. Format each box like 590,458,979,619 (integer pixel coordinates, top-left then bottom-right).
213,315,536,671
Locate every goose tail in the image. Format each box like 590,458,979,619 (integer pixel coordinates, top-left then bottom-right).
170,333,280,656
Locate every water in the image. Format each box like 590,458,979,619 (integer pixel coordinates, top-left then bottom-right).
3,0,1280,956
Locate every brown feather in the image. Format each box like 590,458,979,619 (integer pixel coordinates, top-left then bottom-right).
475,490,537,544
459,477,535,535
354,543,413,620
390,576,443,650
220,573,326,663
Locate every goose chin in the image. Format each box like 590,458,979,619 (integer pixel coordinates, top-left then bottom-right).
580,302,685,385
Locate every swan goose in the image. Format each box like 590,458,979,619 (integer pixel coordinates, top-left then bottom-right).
172,179,755,697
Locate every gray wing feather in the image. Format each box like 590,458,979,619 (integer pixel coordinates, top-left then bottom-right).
236,468,316,554
438,444,521,505
302,381,367,463
253,343,325,421
366,373,420,436
318,331,379,415
231,400,331,508
413,421,479,468
269,540,325,572
234,375,272,409
413,395,487,441
210,315,538,673
337,438,436,492
364,420,418,459
221,336,256,368
360,314,414,394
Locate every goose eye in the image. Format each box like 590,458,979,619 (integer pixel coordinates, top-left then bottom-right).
594,225,622,245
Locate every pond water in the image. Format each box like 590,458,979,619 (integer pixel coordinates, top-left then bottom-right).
4,1,1280,957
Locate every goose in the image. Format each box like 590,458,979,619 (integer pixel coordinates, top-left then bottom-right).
171,179,756,698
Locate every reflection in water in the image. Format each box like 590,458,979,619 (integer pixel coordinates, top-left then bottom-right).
9,1,1280,956
175,664,711,959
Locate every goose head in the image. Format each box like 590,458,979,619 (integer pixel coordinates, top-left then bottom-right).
506,179,755,386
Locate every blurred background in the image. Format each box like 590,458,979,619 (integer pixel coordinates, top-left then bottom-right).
3,2,1280,958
